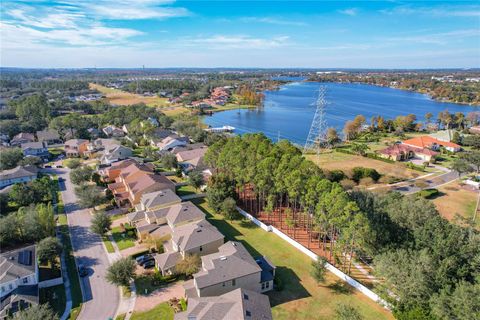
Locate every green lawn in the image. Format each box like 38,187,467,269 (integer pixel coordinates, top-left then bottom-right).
56,187,83,316
39,284,66,317
111,225,137,250
192,199,393,320
102,236,115,253
175,185,197,196
134,273,179,296
130,302,174,320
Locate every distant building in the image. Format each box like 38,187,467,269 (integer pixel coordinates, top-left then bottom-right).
0,245,39,318
10,133,35,147
64,139,89,157
175,288,272,320
36,129,61,146
0,165,38,189
21,142,49,158
103,125,125,138
100,145,133,165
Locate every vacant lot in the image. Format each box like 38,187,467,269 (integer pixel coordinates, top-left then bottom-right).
307,151,420,180
192,199,393,320
432,181,479,228
90,83,169,107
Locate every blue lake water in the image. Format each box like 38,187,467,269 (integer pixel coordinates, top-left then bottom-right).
203,82,479,145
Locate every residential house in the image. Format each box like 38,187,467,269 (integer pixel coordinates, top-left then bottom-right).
64,139,89,157
10,133,34,147
100,145,133,165
378,144,438,162
183,242,275,299
0,134,9,146
176,145,208,172
21,142,49,159
36,129,61,146
0,166,38,189
0,245,39,318
87,128,100,138
402,136,461,153
107,161,175,207
147,128,173,146
103,125,125,137
155,220,224,275
133,188,182,213
175,288,272,320
133,201,205,241
155,135,189,151
100,159,139,182
87,138,120,153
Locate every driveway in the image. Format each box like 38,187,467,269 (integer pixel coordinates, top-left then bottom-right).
134,282,184,312
47,167,120,320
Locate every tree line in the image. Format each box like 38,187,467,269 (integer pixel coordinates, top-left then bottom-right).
204,133,479,320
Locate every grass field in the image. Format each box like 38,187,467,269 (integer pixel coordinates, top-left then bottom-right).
102,236,115,253
307,151,420,180
175,184,197,196
90,83,169,107
432,181,479,228
130,302,174,320
191,199,393,320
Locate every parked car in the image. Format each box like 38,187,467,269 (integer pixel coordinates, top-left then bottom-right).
143,260,155,269
136,254,153,266
78,264,88,277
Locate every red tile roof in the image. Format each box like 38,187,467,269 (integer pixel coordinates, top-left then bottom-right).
402,136,460,149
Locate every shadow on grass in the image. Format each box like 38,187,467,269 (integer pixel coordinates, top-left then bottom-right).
239,219,257,229
327,280,354,295
268,266,311,307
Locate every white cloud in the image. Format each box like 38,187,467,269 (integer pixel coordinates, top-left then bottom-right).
338,8,358,16
240,17,307,27
185,35,290,49
87,0,190,20
385,29,479,45
380,5,480,17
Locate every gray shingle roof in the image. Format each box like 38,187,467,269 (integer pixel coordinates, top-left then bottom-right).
0,245,36,285
166,201,205,227
172,220,224,252
21,142,46,150
193,242,261,289
154,252,181,271
36,129,60,142
140,189,181,210
174,288,272,320
0,166,38,182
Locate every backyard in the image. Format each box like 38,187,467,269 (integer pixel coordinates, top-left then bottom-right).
191,199,393,320
39,284,66,317
130,302,174,320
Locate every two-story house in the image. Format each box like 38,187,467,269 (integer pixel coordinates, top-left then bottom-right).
155,220,224,275
183,242,275,299
64,139,89,157
100,145,133,165
174,288,272,320
21,142,49,159
36,129,61,146
0,245,39,318
0,166,38,189
9,133,35,147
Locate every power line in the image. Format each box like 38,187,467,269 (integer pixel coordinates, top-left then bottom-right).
303,86,328,157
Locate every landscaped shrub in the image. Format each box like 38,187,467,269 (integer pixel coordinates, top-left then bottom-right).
340,179,356,190
351,167,381,183
417,188,439,199
326,169,346,182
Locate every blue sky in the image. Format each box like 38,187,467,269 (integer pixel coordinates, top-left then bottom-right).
1,1,479,68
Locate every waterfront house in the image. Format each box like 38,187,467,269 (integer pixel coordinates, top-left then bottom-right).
183,241,275,298
0,245,39,318
0,166,38,189
174,288,272,320
402,136,461,152
378,144,438,162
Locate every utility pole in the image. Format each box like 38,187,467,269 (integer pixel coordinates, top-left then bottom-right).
303,86,328,157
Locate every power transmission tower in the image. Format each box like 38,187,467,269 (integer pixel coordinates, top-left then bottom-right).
303,86,328,156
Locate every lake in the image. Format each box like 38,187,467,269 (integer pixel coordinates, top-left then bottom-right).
203,82,479,145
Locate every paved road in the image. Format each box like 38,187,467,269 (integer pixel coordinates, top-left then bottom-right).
391,169,459,194
50,168,119,320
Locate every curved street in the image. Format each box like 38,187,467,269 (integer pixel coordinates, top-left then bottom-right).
53,167,120,320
